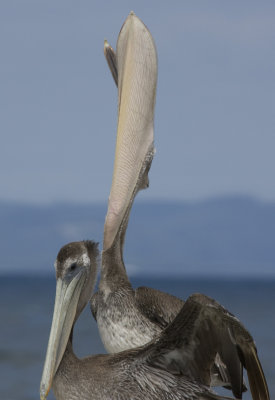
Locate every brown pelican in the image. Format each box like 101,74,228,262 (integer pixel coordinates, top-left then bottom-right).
40,240,269,400
91,12,247,394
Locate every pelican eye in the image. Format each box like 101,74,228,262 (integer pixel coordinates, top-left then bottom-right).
69,262,78,272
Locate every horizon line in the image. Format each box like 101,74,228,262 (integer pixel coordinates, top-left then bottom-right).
0,193,275,207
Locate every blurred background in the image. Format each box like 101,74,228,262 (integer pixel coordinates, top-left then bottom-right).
0,1,274,399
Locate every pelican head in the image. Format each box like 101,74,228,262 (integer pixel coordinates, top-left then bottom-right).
40,240,99,400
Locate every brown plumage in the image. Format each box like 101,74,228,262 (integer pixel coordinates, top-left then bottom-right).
41,240,270,400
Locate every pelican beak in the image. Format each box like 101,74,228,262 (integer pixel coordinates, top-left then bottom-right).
40,272,86,400
103,12,157,250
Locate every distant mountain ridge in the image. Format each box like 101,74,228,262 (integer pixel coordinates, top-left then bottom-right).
1,196,274,276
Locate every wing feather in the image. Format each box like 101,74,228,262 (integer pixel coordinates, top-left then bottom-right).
140,293,269,400
135,286,184,328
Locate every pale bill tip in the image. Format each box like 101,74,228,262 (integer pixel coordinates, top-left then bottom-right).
40,383,47,400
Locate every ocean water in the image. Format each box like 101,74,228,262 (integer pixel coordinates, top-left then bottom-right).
0,275,274,400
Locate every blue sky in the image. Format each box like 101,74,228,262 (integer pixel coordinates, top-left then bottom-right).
1,1,274,204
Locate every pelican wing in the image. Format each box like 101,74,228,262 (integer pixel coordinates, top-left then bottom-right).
141,293,269,400
103,12,157,251
135,286,184,328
